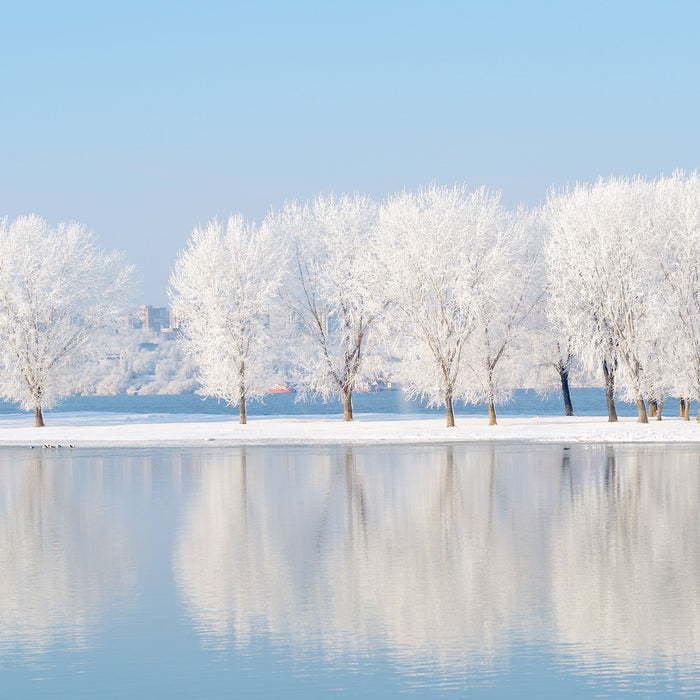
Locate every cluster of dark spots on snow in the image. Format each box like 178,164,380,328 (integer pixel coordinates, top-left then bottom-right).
32,444,75,449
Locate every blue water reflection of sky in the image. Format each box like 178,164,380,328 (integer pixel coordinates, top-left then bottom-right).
0,387,679,420
0,444,698,698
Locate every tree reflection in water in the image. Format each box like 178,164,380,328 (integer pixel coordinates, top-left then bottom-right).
0,449,135,655
551,444,700,674
173,442,700,682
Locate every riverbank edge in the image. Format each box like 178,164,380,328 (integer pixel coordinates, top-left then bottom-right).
0,412,698,447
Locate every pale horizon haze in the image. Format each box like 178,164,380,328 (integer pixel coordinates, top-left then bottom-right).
1,1,699,304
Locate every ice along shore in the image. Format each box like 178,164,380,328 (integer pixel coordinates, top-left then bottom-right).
0,412,700,447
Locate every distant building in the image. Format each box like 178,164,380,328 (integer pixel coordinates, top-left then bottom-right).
163,309,177,333
140,305,177,332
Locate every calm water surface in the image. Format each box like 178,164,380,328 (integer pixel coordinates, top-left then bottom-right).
0,443,699,698
0,386,687,419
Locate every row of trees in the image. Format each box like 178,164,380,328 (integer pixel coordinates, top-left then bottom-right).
5,172,700,427
171,172,700,427
170,186,541,426
545,173,700,424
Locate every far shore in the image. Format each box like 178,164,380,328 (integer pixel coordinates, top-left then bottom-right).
0,412,699,447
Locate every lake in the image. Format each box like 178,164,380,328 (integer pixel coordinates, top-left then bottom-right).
0,443,698,698
0,387,691,420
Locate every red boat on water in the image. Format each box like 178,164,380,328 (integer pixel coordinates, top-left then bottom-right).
268,384,295,394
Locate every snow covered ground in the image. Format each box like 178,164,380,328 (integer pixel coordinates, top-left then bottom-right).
0,412,700,447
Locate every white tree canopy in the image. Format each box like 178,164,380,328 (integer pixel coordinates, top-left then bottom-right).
654,171,700,417
544,177,659,423
0,214,132,425
169,215,286,424
460,205,541,424
268,192,383,421
377,184,536,426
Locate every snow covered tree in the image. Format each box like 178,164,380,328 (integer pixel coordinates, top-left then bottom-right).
460,206,541,424
169,215,286,424
378,184,532,427
526,293,581,417
544,177,658,423
268,193,382,421
0,214,132,426
654,170,700,420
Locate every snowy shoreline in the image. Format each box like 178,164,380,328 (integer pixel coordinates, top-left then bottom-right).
0,412,699,447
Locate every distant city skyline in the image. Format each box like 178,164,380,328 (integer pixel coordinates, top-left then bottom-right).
2,1,699,304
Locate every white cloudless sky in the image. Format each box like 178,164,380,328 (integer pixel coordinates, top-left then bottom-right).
1,0,698,304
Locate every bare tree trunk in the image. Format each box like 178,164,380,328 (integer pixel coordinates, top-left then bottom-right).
636,397,648,423
34,406,44,427
684,399,691,421
603,360,618,422
648,399,657,418
486,361,497,425
657,400,663,421
343,390,353,421
679,397,687,418
445,392,455,428
487,401,497,426
559,365,575,416
238,362,247,424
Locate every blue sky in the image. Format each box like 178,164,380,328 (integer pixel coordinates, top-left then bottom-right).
1,1,698,303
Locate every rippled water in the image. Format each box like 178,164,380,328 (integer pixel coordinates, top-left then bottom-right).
0,443,699,698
